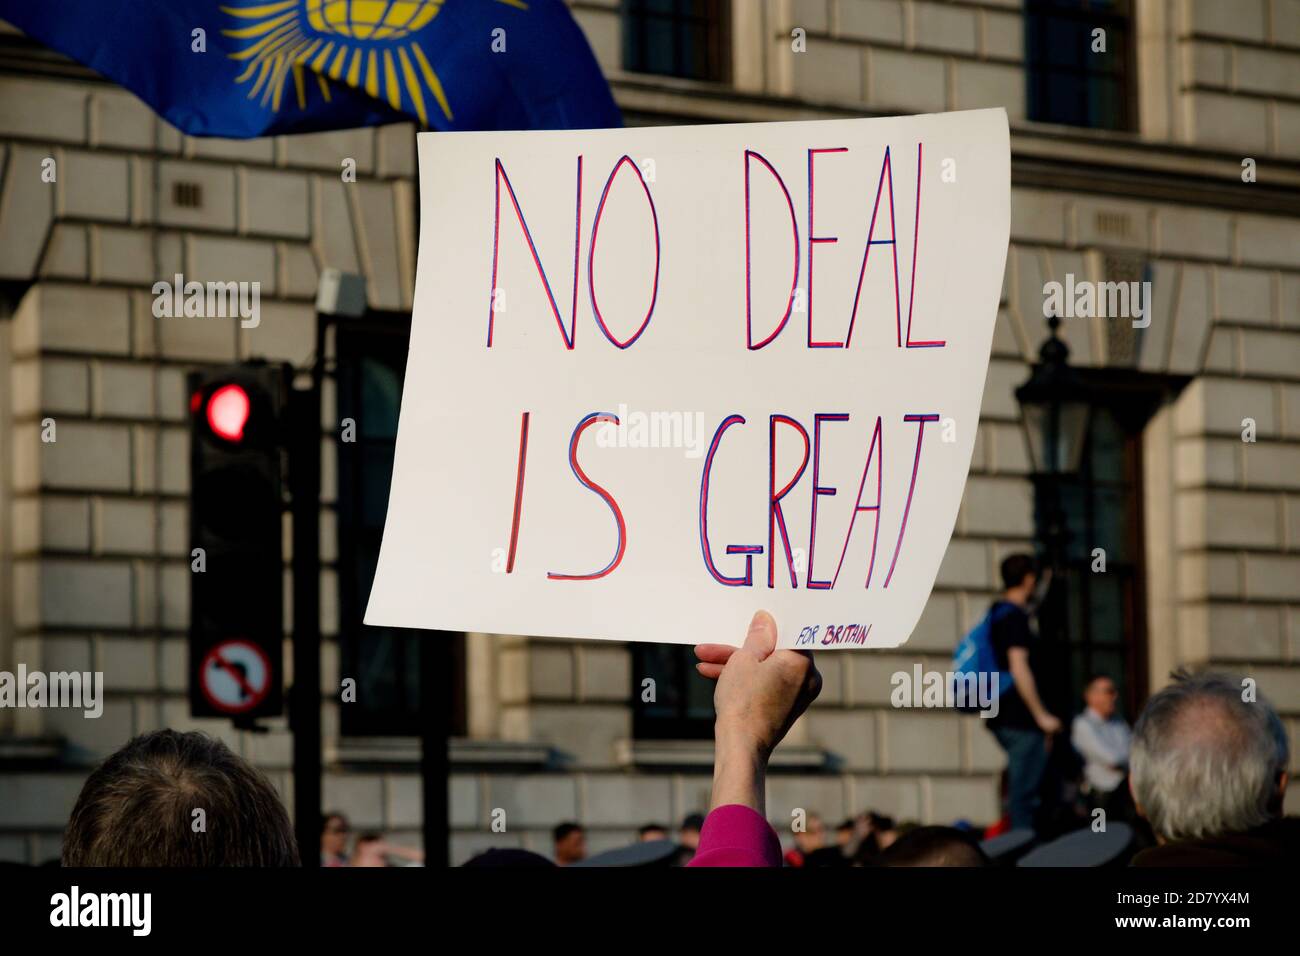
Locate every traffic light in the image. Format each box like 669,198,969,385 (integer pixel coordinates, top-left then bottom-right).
188,363,289,721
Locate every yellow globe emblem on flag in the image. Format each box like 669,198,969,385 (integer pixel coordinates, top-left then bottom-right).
222,0,527,123
304,0,443,41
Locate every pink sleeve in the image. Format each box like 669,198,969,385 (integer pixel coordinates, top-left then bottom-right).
687,804,782,868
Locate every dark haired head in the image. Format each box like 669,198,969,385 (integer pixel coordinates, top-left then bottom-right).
1000,553,1038,591
867,812,895,830
321,812,349,835
875,826,988,867
63,730,299,867
553,821,584,843
464,848,556,867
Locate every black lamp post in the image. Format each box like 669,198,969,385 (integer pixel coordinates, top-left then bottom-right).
1014,312,1094,692
1015,313,1092,481
1015,313,1092,574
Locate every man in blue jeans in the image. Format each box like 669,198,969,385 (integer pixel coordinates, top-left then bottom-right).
986,554,1060,831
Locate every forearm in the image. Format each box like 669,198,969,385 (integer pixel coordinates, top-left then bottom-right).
695,735,780,867
1010,660,1050,720
380,844,425,862
1073,728,1123,768
710,732,767,815
1073,737,1113,767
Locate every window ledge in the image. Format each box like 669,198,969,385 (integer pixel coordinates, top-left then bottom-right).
330,737,554,770
610,75,1300,212
0,735,64,767
615,739,830,771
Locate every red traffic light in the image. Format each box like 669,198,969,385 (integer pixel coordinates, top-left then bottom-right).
206,384,251,442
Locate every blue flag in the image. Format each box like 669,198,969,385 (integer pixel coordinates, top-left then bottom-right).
0,0,621,136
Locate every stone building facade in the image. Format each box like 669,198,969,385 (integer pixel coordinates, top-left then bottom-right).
1,0,1298,864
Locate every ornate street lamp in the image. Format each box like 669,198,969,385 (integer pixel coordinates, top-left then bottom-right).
1015,313,1092,479
1014,312,1094,653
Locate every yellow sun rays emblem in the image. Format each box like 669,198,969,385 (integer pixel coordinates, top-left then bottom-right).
221,0,527,126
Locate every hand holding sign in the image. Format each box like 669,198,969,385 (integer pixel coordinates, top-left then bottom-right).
697,610,822,815
700,611,822,753
366,109,1010,649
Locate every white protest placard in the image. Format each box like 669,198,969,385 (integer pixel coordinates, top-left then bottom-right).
366,109,1010,649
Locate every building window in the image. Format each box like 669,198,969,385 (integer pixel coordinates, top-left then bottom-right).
335,317,466,737
1025,0,1134,131
1053,406,1145,718
632,645,715,739
1033,378,1179,723
622,0,729,82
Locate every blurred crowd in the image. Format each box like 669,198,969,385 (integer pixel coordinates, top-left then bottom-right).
3,553,1293,868
455,668,1293,868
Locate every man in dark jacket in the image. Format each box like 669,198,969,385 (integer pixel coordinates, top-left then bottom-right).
985,553,1060,831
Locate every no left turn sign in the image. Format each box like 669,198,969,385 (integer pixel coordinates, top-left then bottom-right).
199,640,272,715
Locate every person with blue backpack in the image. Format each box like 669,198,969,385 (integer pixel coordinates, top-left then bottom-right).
967,554,1062,832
